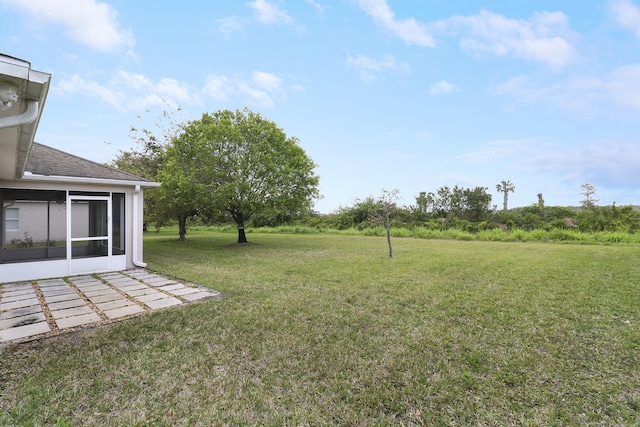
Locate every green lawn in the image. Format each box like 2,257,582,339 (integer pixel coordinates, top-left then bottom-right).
2,230,640,425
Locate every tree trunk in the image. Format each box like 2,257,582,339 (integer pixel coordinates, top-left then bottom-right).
178,215,187,241
503,192,508,211
385,212,393,258
237,223,248,244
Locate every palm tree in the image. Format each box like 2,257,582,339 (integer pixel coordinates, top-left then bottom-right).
496,180,515,211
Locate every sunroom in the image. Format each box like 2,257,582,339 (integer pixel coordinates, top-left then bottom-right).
0,54,158,282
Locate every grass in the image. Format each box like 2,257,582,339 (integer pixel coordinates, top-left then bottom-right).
200,224,640,244
2,230,640,425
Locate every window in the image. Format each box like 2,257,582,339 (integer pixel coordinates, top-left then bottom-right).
1,189,67,263
5,208,18,231
112,193,125,255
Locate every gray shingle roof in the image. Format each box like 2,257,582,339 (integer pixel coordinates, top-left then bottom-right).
25,142,153,183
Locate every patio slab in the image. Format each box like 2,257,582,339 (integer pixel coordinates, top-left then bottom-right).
2,291,37,303
55,313,102,329
103,304,145,319
145,297,182,310
86,293,124,304
95,299,135,311
0,297,40,311
0,312,46,330
0,305,43,320
0,269,220,344
47,299,86,311
0,321,51,342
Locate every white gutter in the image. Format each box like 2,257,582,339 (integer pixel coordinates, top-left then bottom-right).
132,184,147,268
20,172,161,188
0,100,39,129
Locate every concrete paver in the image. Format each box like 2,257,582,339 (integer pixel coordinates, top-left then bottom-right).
0,321,51,342
157,284,186,292
146,278,176,286
83,288,118,298
2,291,37,303
0,305,43,320
125,288,158,297
182,291,218,302
114,283,147,291
1,269,220,344
38,279,66,287
137,292,167,303
55,313,101,329
167,287,201,296
145,297,182,310
95,299,134,311
47,299,86,311
103,304,145,319
2,282,33,291
44,293,81,303
86,293,125,304
0,312,46,329
0,297,40,311
40,288,71,296
50,305,95,319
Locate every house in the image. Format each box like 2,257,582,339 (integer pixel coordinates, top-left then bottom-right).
1,54,159,282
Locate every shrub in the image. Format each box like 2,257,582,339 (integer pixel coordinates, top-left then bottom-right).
477,229,507,241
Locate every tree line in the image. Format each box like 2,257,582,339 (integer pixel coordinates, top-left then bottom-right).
111,107,639,239
307,182,640,234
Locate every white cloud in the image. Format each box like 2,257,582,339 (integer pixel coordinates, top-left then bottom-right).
606,63,640,109
354,2,576,67
238,82,275,108
0,0,134,53
305,0,326,15
347,53,410,82
252,71,282,92
203,75,233,101
611,0,640,39
492,75,566,110
215,16,245,34
493,63,640,113
435,10,577,68
456,138,539,165
55,69,296,112
458,138,640,195
54,71,193,112
248,0,293,25
429,80,458,95
527,141,640,188
355,0,435,47
204,71,295,108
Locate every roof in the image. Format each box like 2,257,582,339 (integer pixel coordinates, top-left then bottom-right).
24,142,155,184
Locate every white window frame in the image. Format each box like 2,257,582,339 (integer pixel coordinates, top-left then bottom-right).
5,207,19,231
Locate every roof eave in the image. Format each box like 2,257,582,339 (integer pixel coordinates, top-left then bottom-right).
20,172,161,188
0,55,51,180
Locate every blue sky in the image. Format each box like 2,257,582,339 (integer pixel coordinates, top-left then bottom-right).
2,0,640,213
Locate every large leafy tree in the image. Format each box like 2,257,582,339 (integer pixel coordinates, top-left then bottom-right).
110,104,188,234
161,108,320,243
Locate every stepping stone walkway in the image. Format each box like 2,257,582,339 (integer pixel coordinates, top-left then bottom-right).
0,269,221,344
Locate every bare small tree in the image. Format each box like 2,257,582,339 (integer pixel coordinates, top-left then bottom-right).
377,189,400,258
580,183,598,209
495,180,515,211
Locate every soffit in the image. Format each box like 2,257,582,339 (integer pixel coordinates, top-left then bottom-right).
0,55,51,180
